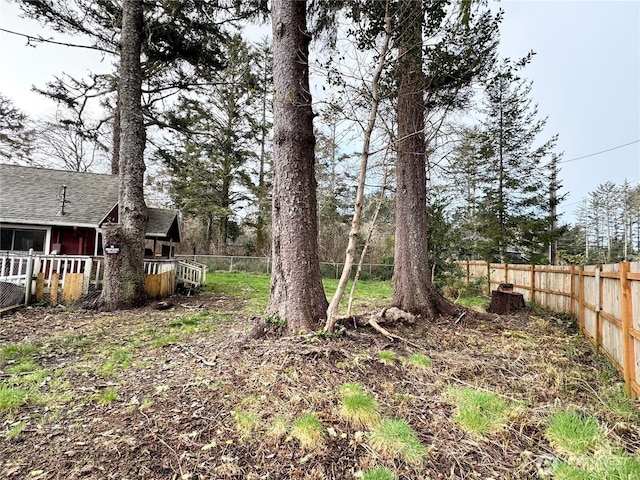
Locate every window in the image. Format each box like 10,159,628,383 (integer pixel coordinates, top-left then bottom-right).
0,227,47,252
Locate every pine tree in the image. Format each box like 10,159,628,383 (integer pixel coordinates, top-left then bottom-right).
159,35,260,254
475,61,557,263
0,94,33,163
266,0,328,332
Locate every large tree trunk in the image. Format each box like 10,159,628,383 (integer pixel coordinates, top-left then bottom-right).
392,0,452,318
267,0,327,332
99,0,147,310
111,93,120,175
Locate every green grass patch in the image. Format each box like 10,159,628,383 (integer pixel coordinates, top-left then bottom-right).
553,462,598,480
292,413,324,450
0,343,39,363
204,271,393,315
5,360,39,374
323,278,392,313
205,272,270,315
99,347,133,377
232,409,261,437
455,296,489,311
168,311,211,328
363,467,396,480
339,383,380,428
407,353,431,369
553,452,640,480
368,418,427,464
150,333,179,348
444,387,514,435
378,350,396,365
0,383,32,412
12,368,50,387
591,453,640,479
600,384,639,421
546,409,602,455
1,343,40,375
97,388,118,404
323,278,392,301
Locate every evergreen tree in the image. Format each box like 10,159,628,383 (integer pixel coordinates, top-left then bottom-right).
475,61,558,263
15,0,265,170
0,94,33,163
266,0,328,332
159,35,260,254
315,107,355,262
98,0,147,310
248,38,274,257
447,125,487,259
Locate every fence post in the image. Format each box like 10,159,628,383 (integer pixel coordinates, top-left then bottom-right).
578,265,585,334
83,257,93,295
486,261,491,294
24,250,35,306
620,262,634,396
595,264,602,353
530,264,535,304
569,265,575,315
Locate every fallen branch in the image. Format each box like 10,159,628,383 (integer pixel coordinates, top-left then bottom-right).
455,311,466,324
367,317,425,350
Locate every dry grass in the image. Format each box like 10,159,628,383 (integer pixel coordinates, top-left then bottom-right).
0,292,638,479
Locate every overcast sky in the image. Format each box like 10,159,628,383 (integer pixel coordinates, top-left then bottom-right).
1,0,639,224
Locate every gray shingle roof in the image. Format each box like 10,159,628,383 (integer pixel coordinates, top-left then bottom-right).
0,164,119,227
0,164,180,241
146,207,181,241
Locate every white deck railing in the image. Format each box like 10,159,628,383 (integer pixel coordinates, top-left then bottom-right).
0,253,197,307
176,259,207,288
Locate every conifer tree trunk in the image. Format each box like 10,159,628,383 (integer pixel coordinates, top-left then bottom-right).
266,0,327,331
99,0,147,310
392,0,452,317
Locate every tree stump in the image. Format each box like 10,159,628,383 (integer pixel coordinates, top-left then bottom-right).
488,283,525,314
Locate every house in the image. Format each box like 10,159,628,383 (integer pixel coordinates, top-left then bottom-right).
0,164,180,257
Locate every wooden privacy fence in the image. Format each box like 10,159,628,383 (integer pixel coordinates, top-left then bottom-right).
460,260,640,398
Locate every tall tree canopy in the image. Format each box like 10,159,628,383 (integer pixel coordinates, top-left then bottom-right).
158,35,261,254
474,61,558,263
0,93,33,162
14,0,263,170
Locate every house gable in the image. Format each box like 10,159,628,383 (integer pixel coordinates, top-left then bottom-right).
0,164,180,254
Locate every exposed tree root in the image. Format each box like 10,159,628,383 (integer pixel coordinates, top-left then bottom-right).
241,304,495,347
239,318,271,342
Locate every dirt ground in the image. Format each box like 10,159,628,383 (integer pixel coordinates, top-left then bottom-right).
1,292,638,479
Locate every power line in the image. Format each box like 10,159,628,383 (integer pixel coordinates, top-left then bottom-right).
560,139,640,164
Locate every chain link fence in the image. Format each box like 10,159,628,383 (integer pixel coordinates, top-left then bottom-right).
175,255,393,280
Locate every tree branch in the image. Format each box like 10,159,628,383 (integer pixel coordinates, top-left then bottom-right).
0,28,117,55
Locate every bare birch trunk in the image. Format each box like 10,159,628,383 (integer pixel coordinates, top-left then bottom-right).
323,3,392,333
347,162,389,316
